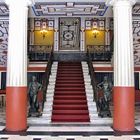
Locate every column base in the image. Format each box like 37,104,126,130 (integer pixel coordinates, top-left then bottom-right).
113,86,135,132
6,87,27,131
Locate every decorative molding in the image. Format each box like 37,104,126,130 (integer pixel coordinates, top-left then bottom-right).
34,19,41,30
48,20,54,27
85,18,105,30
4,0,35,6
85,20,91,30
106,0,136,6
32,2,108,17
99,20,105,30
34,18,54,31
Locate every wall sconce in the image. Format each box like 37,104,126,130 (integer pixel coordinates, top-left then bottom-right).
40,19,48,39
105,28,109,33
54,28,58,32
40,29,47,39
92,29,99,38
80,27,85,32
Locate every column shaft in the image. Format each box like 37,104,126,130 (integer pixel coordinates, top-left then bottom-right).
6,5,28,131
113,0,135,131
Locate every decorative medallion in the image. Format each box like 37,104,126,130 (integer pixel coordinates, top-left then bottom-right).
63,31,74,41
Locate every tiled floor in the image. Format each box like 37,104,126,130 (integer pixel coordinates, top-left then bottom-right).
0,135,140,140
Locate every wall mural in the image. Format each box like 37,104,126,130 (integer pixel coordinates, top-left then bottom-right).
133,20,140,66
59,18,80,50
0,3,9,17
133,4,140,17
0,20,8,66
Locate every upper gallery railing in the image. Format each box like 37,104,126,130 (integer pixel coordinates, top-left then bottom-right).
87,45,113,61
28,45,53,61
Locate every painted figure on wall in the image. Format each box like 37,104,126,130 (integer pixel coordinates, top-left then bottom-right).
97,76,112,117
28,76,42,116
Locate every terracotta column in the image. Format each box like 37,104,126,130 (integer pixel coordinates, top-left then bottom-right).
107,0,136,131
5,0,34,131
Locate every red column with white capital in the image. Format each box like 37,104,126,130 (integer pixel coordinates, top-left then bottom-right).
5,0,34,131
107,0,136,131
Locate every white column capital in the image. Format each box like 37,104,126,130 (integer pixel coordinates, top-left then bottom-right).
106,0,136,6
4,0,34,7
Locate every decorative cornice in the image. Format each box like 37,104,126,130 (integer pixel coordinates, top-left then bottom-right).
4,0,35,6
106,0,115,6
27,0,35,6
106,0,136,6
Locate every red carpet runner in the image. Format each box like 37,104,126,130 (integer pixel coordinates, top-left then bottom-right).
51,62,90,122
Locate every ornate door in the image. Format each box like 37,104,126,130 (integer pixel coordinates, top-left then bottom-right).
59,18,80,51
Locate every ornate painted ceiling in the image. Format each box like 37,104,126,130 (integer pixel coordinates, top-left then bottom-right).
0,1,139,18
32,2,108,17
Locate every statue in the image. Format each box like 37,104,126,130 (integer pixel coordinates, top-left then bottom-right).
37,85,43,116
97,76,112,117
28,76,42,117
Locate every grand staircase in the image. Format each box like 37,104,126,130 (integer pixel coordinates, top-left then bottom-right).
51,62,90,122
28,61,112,125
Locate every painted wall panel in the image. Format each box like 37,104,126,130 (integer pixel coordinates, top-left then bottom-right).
34,30,54,45
85,30,105,46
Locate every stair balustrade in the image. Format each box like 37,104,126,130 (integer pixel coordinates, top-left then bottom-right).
42,48,53,109
87,44,113,116
87,49,98,103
